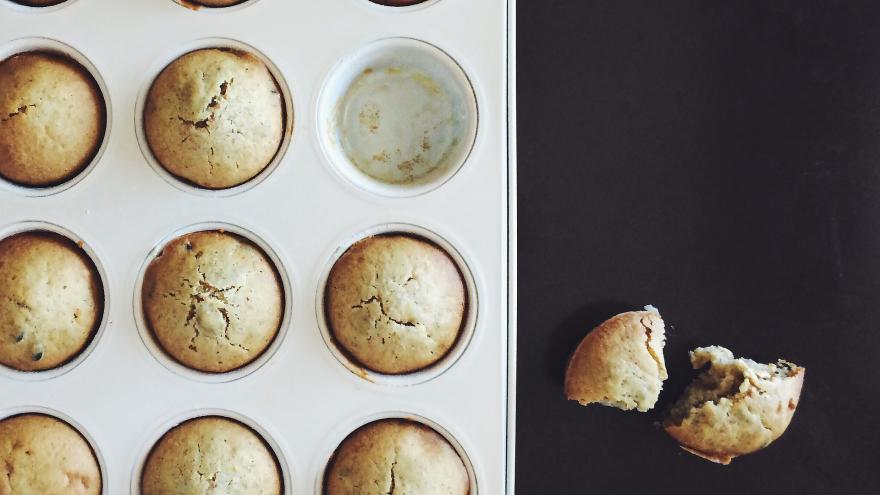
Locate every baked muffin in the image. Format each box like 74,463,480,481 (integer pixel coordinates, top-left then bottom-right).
564,308,668,412
663,346,805,465
142,230,283,373
0,413,101,495
0,232,103,371
325,234,466,374
325,419,469,495
141,416,281,495
144,48,284,189
0,52,105,187
9,0,67,7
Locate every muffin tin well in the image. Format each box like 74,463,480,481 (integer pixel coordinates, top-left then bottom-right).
0,37,112,197
0,0,511,493
317,37,478,197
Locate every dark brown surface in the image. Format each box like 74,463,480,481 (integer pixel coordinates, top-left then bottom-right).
517,1,880,493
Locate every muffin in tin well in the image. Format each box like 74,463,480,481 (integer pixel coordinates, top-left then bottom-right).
0,413,102,495
144,48,284,189
142,230,283,373
141,416,281,495
0,52,105,187
0,231,103,372
325,419,469,495
325,234,466,375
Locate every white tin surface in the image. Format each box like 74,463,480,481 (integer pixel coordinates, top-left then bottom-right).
0,0,512,493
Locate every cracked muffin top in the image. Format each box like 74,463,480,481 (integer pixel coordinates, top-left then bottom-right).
141,416,281,495
663,346,805,465
564,308,668,412
0,413,101,495
325,234,466,375
144,48,285,189
142,230,283,373
325,419,469,495
0,52,105,187
0,232,103,372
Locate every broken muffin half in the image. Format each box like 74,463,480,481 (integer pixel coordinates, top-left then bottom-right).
564,308,668,412
663,346,805,465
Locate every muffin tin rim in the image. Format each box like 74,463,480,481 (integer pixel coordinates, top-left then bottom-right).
0,36,113,197
133,36,296,198
129,407,294,495
312,409,481,495
131,220,295,384
0,220,112,382
314,36,479,199
0,404,110,495
314,221,480,387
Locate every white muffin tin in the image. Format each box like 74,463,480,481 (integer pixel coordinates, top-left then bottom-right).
0,0,515,493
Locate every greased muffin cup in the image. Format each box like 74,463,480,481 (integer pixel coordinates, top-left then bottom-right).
0,0,512,493
317,38,478,197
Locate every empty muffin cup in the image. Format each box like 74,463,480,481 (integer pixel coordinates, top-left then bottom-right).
317,38,477,197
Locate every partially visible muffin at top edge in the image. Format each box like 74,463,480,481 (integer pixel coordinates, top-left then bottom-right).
0,413,102,495
9,0,68,7
0,231,103,372
0,51,105,187
325,234,467,375
141,416,281,495
325,418,469,495
144,48,285,190
186,0,249,7
142,230,283,373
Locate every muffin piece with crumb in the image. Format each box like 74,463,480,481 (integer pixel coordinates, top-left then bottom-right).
663,346,805,465
564,308,667,412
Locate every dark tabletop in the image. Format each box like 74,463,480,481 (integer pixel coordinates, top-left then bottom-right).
516,1,880,493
